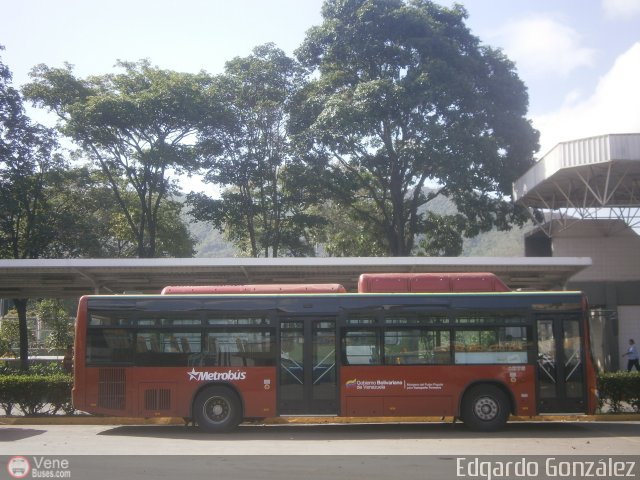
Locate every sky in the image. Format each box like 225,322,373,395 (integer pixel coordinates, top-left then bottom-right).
2,0,640,168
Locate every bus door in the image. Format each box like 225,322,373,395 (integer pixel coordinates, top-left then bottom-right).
278,318,338,415
536,315,586,413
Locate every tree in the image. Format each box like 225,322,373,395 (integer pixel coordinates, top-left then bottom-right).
50,167,195,258
292,0,539,256
153,195,196,257
188,44,325,257
0,316,21,357
1,46,64,369
35,299,74,352
311,199,389,257
23,60,211,258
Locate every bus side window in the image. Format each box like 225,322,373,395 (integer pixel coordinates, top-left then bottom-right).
454,327,529,364
135,332,200,366
383,329,451,365
204,331,275,367
89,313,133,327
342,330,381,365
86,329,134,365
420,329,451,364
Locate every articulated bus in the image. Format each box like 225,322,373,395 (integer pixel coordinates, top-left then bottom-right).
72,273,597,432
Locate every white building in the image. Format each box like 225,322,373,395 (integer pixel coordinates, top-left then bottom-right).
515,133,640,371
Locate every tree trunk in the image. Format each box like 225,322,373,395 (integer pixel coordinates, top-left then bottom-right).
13,298,29,371
147,214,157,258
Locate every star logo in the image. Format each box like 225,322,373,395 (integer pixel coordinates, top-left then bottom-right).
188,368,199,381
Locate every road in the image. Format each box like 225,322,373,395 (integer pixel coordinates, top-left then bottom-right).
1,421,639,479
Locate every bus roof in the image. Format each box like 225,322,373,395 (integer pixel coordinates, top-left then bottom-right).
160,273,509,296
161,284,347,295
358,273,510,293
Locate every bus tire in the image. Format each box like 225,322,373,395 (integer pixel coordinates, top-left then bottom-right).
193,386,242,433
461,384,509,431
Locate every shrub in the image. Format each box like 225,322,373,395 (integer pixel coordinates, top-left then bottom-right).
0,373,73,416
597,372,640,413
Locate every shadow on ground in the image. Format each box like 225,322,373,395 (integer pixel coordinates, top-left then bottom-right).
0,427,47,442
96,421,640,442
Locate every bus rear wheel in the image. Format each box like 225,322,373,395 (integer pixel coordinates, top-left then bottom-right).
461,385,509,431
193,386,242,433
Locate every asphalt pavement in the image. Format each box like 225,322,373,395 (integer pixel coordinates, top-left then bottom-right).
2,420,639,479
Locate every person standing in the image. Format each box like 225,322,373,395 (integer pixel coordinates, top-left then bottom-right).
63,345,74,373
622,339,640,372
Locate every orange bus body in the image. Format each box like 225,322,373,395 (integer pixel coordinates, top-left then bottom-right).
73,275,597,432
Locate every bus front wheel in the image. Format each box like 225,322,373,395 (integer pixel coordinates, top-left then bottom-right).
461,385,509,431
193,386,242,433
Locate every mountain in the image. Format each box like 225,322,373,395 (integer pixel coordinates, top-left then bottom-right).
189,221,238,258
185,191,533,258
420,191,532,257
461,224,531,257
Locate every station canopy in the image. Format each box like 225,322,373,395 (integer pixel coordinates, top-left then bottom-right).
513,133,640,234
0,257,591,298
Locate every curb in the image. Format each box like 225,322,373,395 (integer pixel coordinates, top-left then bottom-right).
2,414,639,426
0,416,185,426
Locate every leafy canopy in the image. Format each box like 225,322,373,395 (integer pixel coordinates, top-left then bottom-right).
292,0,539,256
189,44,325,257
23,60,210,257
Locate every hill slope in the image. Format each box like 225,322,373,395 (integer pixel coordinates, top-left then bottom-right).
186,191,533,258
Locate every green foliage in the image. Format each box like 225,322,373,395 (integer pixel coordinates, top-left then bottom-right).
2,46,85,370
0,360,64,377
1,47,65,261
0,318,21,356
292,0,539,256
55,168,196,258
0,372,74,415
155,198,197,257
6,0,545,263
35,299,74,352
311,200,389,257
461,223,531,257
190,44,324,257
24,60,209,258
597,372,640,413
418,213,467,256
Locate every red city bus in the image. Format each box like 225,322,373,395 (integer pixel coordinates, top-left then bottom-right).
72,273,597,432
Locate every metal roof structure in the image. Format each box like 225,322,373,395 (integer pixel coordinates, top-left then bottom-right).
0,257,592,298
513,133,640,234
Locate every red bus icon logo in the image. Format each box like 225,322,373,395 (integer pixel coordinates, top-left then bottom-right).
7,456,30,479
